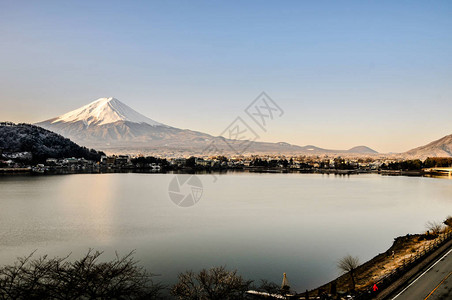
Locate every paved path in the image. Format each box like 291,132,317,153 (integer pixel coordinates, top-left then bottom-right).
390,248,452,300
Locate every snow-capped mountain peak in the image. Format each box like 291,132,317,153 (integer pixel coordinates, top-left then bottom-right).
36,97,381,156
51,97,164,126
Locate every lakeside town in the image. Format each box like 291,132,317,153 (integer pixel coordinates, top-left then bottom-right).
1,149,452,177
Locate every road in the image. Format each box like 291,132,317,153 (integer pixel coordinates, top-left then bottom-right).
391,248,452,300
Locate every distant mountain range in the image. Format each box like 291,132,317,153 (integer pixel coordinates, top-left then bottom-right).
36,97,378,156
403,134,452,159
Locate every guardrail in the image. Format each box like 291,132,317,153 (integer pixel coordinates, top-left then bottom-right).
354,231,452,300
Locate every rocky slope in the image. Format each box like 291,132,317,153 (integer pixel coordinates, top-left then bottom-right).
404,134,452,159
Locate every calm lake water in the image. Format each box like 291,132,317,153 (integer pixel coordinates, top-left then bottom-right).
0,173,451,291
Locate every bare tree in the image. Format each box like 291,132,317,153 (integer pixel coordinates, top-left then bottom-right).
171,266,253,300
426,221,444,235
256,279,280,295
337,254,360,291
0,249,164,299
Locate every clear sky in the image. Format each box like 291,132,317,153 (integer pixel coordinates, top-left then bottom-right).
1,0,451,153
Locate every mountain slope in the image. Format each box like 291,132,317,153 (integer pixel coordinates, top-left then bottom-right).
36,97,378,156
0,123,104,162
404,134,452,159
348,146,378,154
37,98,223,151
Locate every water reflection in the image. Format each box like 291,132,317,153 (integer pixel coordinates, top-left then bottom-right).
54,174,116,244
0,173,451,291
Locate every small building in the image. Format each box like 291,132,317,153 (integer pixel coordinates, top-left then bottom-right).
106,156,116,166
46,158,58,166
196,158,212,167
115,155,130,166
63,157,79,165
171,158,186,167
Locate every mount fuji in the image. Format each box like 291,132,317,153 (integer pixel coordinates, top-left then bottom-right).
37,97,219,154
36,97,378,156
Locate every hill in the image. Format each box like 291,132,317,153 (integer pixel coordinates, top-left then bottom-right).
348,146,379,154
404,134,452,159
0,122,104,162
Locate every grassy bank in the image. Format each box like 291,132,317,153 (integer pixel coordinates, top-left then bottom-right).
311,226,452,296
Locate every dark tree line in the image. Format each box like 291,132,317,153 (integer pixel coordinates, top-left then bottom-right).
333,158,355,170
131,156,169,168
250,158,290,168
380,157,452,171
423,157,452,168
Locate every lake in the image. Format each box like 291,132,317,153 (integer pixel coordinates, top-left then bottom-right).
0,173,451,292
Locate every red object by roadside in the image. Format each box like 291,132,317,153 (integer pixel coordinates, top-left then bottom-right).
373,284,379,292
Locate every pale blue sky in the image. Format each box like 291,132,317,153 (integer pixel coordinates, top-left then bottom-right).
1,1,451,152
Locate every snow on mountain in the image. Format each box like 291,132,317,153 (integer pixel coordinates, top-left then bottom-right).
51,97,164,127
36,97,215,152
36,97,379,156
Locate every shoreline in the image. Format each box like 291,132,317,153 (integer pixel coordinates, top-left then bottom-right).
308,231,452,298
0,167,435,177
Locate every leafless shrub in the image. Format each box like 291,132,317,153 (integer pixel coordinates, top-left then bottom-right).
0,249,164,299
337,254,360,291
426,221,444,235
171,266,253,300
